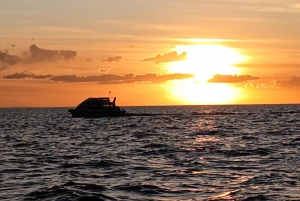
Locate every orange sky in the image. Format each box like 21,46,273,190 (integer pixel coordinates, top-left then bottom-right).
1,0,300,107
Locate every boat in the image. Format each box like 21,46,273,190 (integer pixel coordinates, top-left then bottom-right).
68,97,126,118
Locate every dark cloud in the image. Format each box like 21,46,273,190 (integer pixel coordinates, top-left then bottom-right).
1,44,78,71
51,74,125,83
208,74,260,83
3,73,52,79
28,44,77,62
0,51,22,71
51,73,193,84
277,76,300,88
59,50,77,60
103,56,122,62
142,51,187,64
2,72,194,84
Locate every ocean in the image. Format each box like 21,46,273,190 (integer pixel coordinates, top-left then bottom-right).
0,105,299,201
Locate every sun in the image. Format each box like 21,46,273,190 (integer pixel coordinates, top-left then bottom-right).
166,44,246,81
164,44,247,104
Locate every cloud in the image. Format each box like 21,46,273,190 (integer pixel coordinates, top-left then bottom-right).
77,67,110,73
52,73,194,84
142,51,187,64
1,44,79,71
28,44,77,62
277,76,300,88
103,56,122,62
245,81,278,89
3,73,52,79
235,63,300,68
2,72,194,84
0,51,22,71
51,74,125,83
85,58,93,62
247,3,300,13
208,74,260,83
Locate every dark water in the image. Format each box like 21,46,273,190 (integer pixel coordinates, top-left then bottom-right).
1,105,300,201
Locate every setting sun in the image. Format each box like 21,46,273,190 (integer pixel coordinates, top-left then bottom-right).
164,44,247,104
167,44,247,81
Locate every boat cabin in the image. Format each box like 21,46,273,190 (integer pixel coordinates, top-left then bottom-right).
76,97,118,109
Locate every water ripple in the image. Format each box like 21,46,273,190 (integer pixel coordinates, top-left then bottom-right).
0,105,299,200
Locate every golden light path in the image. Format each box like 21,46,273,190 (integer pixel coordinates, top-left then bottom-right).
166,44,247,105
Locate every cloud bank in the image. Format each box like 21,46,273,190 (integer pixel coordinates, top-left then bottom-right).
2,72,194,84
208,74,260,83
142,51,187,64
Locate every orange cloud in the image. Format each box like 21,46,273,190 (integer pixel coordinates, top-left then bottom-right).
235,63,300,69
208,74,260,83
142,51,187,64
277,76,300,88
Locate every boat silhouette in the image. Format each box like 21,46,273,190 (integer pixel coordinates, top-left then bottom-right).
68,97,126,118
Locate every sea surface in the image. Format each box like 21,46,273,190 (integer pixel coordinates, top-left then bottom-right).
0,105,300,201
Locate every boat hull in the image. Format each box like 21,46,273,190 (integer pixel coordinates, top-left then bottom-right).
68,109,126,118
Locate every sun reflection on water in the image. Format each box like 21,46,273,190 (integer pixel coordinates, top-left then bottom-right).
195,136,218,143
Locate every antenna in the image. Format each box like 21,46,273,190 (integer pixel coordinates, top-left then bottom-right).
109,91,111,98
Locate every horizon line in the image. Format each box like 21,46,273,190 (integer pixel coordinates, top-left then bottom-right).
1,102,300,109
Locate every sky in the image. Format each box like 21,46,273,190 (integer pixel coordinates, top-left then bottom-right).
1,0,300,107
